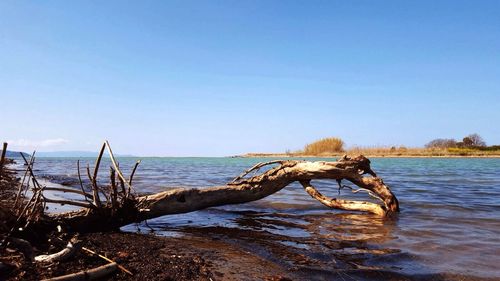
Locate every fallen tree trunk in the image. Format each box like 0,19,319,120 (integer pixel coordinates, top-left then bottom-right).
47,154,399,232
138,157,398,218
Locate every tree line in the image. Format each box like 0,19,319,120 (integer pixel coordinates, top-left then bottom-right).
425,133,490,149
290,134,498,156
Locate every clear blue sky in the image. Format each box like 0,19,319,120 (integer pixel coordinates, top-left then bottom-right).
1,1,499,156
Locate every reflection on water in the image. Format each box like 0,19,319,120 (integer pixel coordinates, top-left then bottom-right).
16,157,500,279
127,210,410,277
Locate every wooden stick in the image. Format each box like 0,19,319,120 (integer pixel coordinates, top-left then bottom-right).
76,160,92,204
127,160,141,197
43,187,93,199
129,160,141,185
299,180,387,216
91,143,106,207
0,171,42,248
35,239,81,263
118,176,126,198
104,141,132,192
81,247,133,276
93,143,106,181
14,151,36,208
229,160,284,184
16,153,43,218
25,178,45,227
18,152,37,205
43,198,94,209
19,152,42,187
41,262,117,281
109,167,118,209
0,142,7,179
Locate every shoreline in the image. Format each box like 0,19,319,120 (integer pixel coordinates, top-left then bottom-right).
3,159,500,280
239,154,500,159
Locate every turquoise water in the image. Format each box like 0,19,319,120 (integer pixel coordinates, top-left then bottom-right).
20,157,500,279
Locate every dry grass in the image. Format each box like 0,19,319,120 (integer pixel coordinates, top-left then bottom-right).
345,146,500,157
303,137,344,155
346,146,429,156
243,143,500,158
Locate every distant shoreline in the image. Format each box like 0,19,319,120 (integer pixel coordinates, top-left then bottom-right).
238,153,500,158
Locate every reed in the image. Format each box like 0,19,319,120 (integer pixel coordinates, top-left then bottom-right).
303,137,344,155
346,146,500,157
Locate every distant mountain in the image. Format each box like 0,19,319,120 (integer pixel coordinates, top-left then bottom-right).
0,150,30,158
36,151,136,157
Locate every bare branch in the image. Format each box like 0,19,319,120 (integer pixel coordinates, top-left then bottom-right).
14,151,36,208
82,247,133,276
93,143,106,182
127,160,141,197
43,198,94,209
77,160,92,204
230,160,284,184
0,142,7,179
109,167,118,209
35,238,81,263
87,164,101,208
299,180,386,216
104,140,132,192
42,187,93,199
42,262,117,281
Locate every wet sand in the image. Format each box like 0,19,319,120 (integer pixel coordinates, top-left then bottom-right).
5,229,497,281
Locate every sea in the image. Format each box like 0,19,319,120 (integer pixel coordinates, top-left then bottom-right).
11,157,500,280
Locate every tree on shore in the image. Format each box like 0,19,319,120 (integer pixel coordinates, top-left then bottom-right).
426,133,486,149
425,138,457,149
460,133,486,147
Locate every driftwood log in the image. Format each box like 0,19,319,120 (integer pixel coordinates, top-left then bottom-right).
12,142,399,233
41,262,117,281
35,238,81,263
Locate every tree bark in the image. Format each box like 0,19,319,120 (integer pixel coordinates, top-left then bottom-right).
49,155,399,232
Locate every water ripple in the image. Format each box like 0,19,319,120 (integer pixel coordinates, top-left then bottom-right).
24,156,500,279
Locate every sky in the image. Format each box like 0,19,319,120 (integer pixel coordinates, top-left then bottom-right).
1,1,499,156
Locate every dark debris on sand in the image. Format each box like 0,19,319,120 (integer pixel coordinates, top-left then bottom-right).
2,232,213,281
27,232,213,281
0,161,212,281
